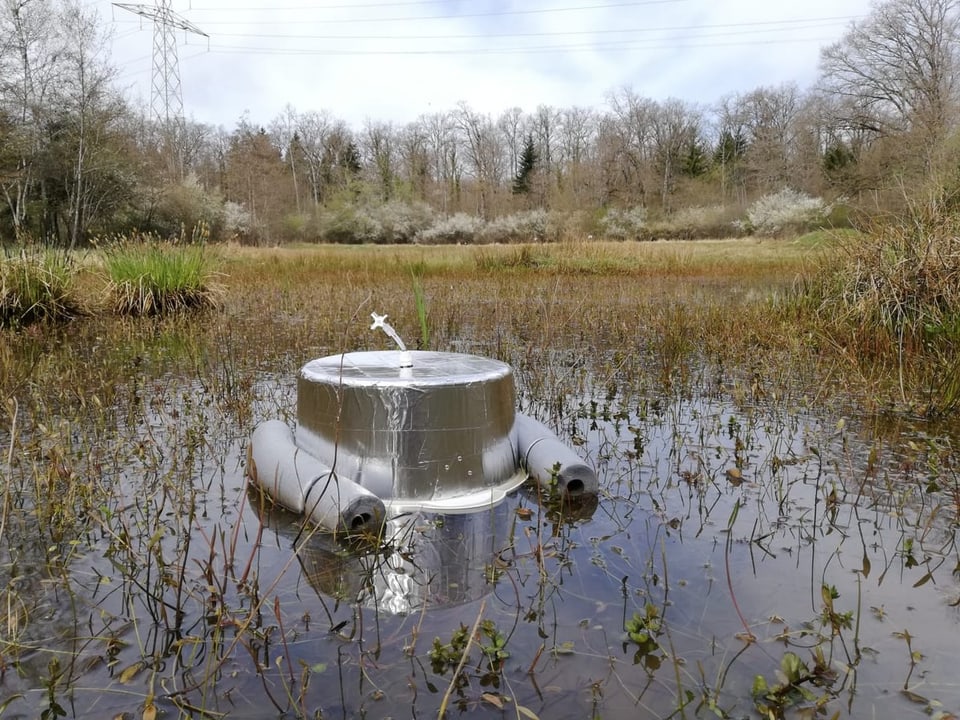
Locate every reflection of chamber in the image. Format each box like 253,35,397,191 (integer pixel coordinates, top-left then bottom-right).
250,487,514,615
520,485,600,526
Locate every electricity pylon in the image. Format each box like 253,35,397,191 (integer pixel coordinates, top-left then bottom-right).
115,1,207,175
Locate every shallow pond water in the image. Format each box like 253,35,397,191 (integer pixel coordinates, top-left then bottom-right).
1,282,959,720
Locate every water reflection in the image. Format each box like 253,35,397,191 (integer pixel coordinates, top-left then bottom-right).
252,484,597,617
5,309,960,719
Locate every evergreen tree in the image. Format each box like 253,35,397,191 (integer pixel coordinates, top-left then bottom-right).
682,138,709,177
512,134,537,195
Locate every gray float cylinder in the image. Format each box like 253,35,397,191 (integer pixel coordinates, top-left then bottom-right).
248,420,385,534
514,413,598,496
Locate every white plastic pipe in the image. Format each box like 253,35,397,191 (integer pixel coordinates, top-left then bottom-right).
248,420,386,534
513,413,598,496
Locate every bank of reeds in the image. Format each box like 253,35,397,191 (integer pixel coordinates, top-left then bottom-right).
812,202,960,414
0,249,80,328
101,237,224,316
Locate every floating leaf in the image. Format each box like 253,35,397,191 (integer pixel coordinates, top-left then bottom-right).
516,507,533,520
725,467,743,486
901,689,929,704
516,706,540,720
143,701,157,720
862,552,871,578
913,571,934,588
118,661,145,684
481,693,504,709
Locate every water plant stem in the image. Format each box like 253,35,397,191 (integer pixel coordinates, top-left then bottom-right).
438,598,486,719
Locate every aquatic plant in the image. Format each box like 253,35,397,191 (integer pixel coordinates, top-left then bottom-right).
410,267,430,348
0,249,80,327
101,235,224,316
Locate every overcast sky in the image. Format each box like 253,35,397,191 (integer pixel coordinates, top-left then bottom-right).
95,0,876,130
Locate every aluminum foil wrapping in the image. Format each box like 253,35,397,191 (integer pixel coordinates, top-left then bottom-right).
296,351,525,510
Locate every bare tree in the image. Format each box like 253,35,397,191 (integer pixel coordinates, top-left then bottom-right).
362,119,396,201
295,109,350,206
422,111,460,213
819,0,960,168
453,102,502,219
55,0,123,246
531,104,560,205
496,106,525,181
606,87,658,205
397,120,429,201
649,98,702,210
557,106,597,208
0,0,59,238
739,83,805,193
270,104,304,213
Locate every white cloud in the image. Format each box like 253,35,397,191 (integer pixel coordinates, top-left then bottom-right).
98,0,873,129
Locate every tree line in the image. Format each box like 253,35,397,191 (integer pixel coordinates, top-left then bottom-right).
3,0,959,245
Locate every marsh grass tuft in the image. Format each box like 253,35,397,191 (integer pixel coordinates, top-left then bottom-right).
101,236,224,316
0,250,81,328
812,202,960,412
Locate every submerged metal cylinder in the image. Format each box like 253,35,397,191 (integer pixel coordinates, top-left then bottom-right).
296,351,525,510
248,420,386,534
514,413,598,496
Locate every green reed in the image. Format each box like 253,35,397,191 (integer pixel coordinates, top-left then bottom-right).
0,249,81,328
101,237,223,316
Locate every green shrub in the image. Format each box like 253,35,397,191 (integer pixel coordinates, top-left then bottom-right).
0,249,80,328
140,174,228,240
101,236,224,316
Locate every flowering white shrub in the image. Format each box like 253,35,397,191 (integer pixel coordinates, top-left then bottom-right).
370,201,435,243
482,209,549,243
316,205,380,243
416,213,486,244
222,201,252,238
745,189,830,235
599,206,647,240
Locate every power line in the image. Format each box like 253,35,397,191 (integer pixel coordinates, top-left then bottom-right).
192,17,856,42
191,34,836,58
184,0,689,15
145,0,693,25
